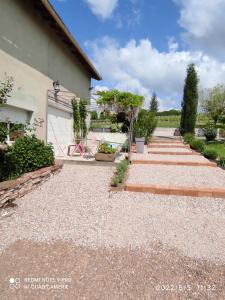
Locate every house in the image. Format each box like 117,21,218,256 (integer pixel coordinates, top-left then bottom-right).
0,0,101,155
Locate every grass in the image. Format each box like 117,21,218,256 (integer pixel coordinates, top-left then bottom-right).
156,114,210,128
204,141,225,158
111,159,129,187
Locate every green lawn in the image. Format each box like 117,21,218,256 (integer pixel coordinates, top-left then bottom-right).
205,141,225,157
156,114,210,128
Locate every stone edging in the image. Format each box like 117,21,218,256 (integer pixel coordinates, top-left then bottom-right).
0,162,63,208
125,183,225,199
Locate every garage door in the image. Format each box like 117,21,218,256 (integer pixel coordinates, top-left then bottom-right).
47,106,73,156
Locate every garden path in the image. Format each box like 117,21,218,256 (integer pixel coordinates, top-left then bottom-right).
0,148,225,298
127,137,225,198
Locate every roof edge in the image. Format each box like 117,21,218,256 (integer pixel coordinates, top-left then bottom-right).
40,0,102,81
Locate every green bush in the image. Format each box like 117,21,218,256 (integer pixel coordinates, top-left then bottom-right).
98,142,116,154
111,159,129,187
0,123,8,143
190,139,205,152
219,156,225,167
110,123,120,133
0,135,54,182
203,124,217,141
183,133,194,144
202,148,218,160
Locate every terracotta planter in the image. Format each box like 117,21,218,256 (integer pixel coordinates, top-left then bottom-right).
95,152,116,162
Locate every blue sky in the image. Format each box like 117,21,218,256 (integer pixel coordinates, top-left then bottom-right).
50,0,225,110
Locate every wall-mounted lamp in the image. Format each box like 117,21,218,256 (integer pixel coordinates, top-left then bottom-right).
53,80,60,94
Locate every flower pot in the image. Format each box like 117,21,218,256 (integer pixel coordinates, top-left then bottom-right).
95,152,116,162
135,137,145,153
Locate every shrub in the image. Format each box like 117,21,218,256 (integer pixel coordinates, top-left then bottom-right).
111,159,129,187
0,123,8,143
110,123,120,133
98,142,116,154
203,124,217,141
0,135,54,181
202,148,218,160
219,156,225,167
190,139,205,152
183,133,194,144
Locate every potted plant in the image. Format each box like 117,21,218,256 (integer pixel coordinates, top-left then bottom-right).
95,142,117,162
134,122,146,153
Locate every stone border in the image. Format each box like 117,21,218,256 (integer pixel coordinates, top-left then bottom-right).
0,162,63,208
125,183,225,199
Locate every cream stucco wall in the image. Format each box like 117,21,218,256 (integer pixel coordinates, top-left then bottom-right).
0,0,92,141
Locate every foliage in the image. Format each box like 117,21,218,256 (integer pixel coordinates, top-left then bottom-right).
98,142,116,154
201,85,225,125
0,135,54,182
134,110,157,141
71,98,80,142
110,123,120,132
79,99,88,139
97,89,144,112
205,142,225,158
90,111,98,120
111,159,129,187
0,74,14,105
180,64,199,134
202,148,218,160
219,156,225,167
149,92,159,113
0,123,8,143
157,109,181,116
190,139,205,152
183,133,194,144
203,124,217,141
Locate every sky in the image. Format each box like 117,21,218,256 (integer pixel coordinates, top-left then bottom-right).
50,0,225,110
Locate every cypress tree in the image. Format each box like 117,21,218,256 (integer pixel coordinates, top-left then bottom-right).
71,97,80,142
180,64,198,134
149,92,158,113
79,99,87,139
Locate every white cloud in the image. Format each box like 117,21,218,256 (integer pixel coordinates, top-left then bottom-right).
83,0,118,19
175,0,225,60
88,37,225,110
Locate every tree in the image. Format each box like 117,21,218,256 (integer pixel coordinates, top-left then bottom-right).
201,85,225,125
79,99,87,139
71,97,80,142
149,92,158,113
96,89,144,112
0,74,14,105
180,64,199,134
91,111,98,120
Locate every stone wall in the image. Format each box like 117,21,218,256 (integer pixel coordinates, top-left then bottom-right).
0,162,63,208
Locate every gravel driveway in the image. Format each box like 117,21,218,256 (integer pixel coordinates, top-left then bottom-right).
0,164,225,299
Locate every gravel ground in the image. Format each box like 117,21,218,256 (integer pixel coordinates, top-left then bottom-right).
127,164,225,187
1,164,225,262
0,164,225,299
132,153,209,162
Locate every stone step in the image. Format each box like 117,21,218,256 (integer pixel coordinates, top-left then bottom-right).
148,144,189,149
125,183,225,198
148,151,199,155
131,160,217,167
